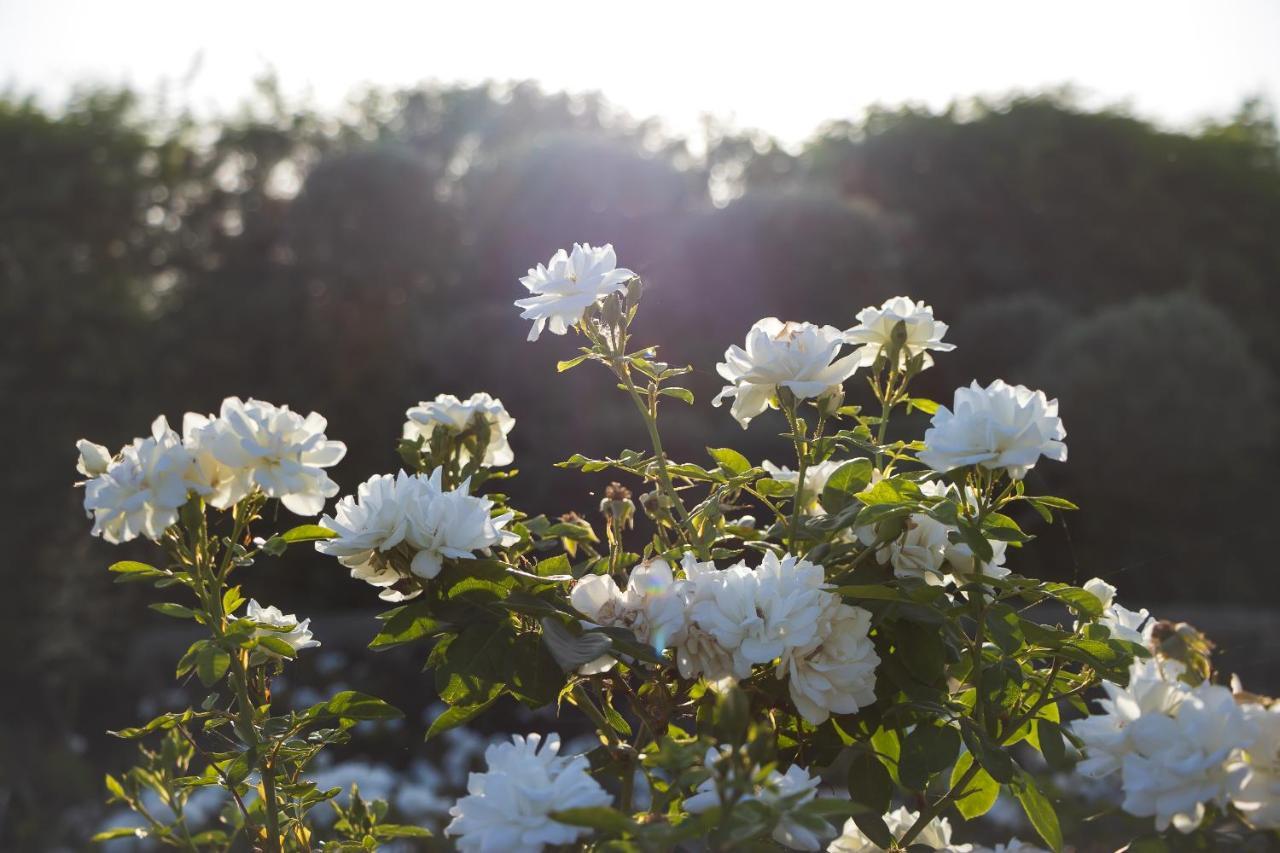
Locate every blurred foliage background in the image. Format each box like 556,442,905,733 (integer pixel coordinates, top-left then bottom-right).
2,81,1278,847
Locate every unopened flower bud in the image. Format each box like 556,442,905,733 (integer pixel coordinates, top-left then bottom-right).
599,482,635,530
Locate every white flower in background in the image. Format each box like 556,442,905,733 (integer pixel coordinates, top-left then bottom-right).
713,318,860,429
445,732,611,852
181,412,242,509
843,296,955,371
1119,681,1253,832
760,764,834,851
75,439,113,477
403,392,516,468
972,841,1048,853
514,243,635,342
194,397,346,516
570,557,687,674
244,599,319,661
1080,577,1152,645
82,417,192,544
918,380,1066,480
401,467,518,580
828,806,971,852
1230,701,1280,829
779,599,880,724
762,459,847,515
1072,657,1191,779
317,472,413,600
684,748,834,851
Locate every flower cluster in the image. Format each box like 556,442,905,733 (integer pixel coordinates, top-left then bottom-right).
317,468,517,600
403,392,516,468
444,733,611,852
1071,581,1280,832
78,398,346,543
568,552,880,724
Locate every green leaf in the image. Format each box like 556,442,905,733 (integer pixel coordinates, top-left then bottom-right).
92,827,142,842
959,720,1015,784
755,477,796,498
149,602,198,620
254,635,297,658
368,602,449,651
104,773,128,800
374,825,433,839
850,813,894,850
1043,583,1103,618
907,397,940,414
707,447,751,476
659,387,695,405
108,560,164,578
898,723,960,791
280,524,337,543
425,696,498,739
196,644,230,687
1012,772,1063,852
956,519,994,563
1036,719,1069,770
325,691,404,721
557,354,591,372
506,633,564,708
847,747,893,813
855,477,923,506
549,806,638,834
820,459,874,513
436,622,516,704
950,751,1000,819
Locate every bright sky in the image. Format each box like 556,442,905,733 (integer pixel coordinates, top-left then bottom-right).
2,0,1278,144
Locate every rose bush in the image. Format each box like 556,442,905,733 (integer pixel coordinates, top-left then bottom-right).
79,243,1277,851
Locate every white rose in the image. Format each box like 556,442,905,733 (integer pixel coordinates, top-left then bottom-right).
713,318,860,429
514,243,635,341
1072,657,1191,779
1119,681,1253,832
403,392,515,468
1230,701,1280,829
828,805,971,852
919,380,1066,480
400,467,518,580
194,397,346,516
1081,577,1152,646
445,733,611,852
82,416,192,544
317,471,414,601
244,599,320,663
843,296,955,371
779,599,879,724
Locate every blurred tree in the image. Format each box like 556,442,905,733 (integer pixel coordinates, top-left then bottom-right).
1031,292,1277,601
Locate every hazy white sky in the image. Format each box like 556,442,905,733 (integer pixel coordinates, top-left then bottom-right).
2,0,1278,143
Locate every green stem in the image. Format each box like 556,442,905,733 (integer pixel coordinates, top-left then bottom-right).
205,500,284,853
784,404,809,554
616,363,697,548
